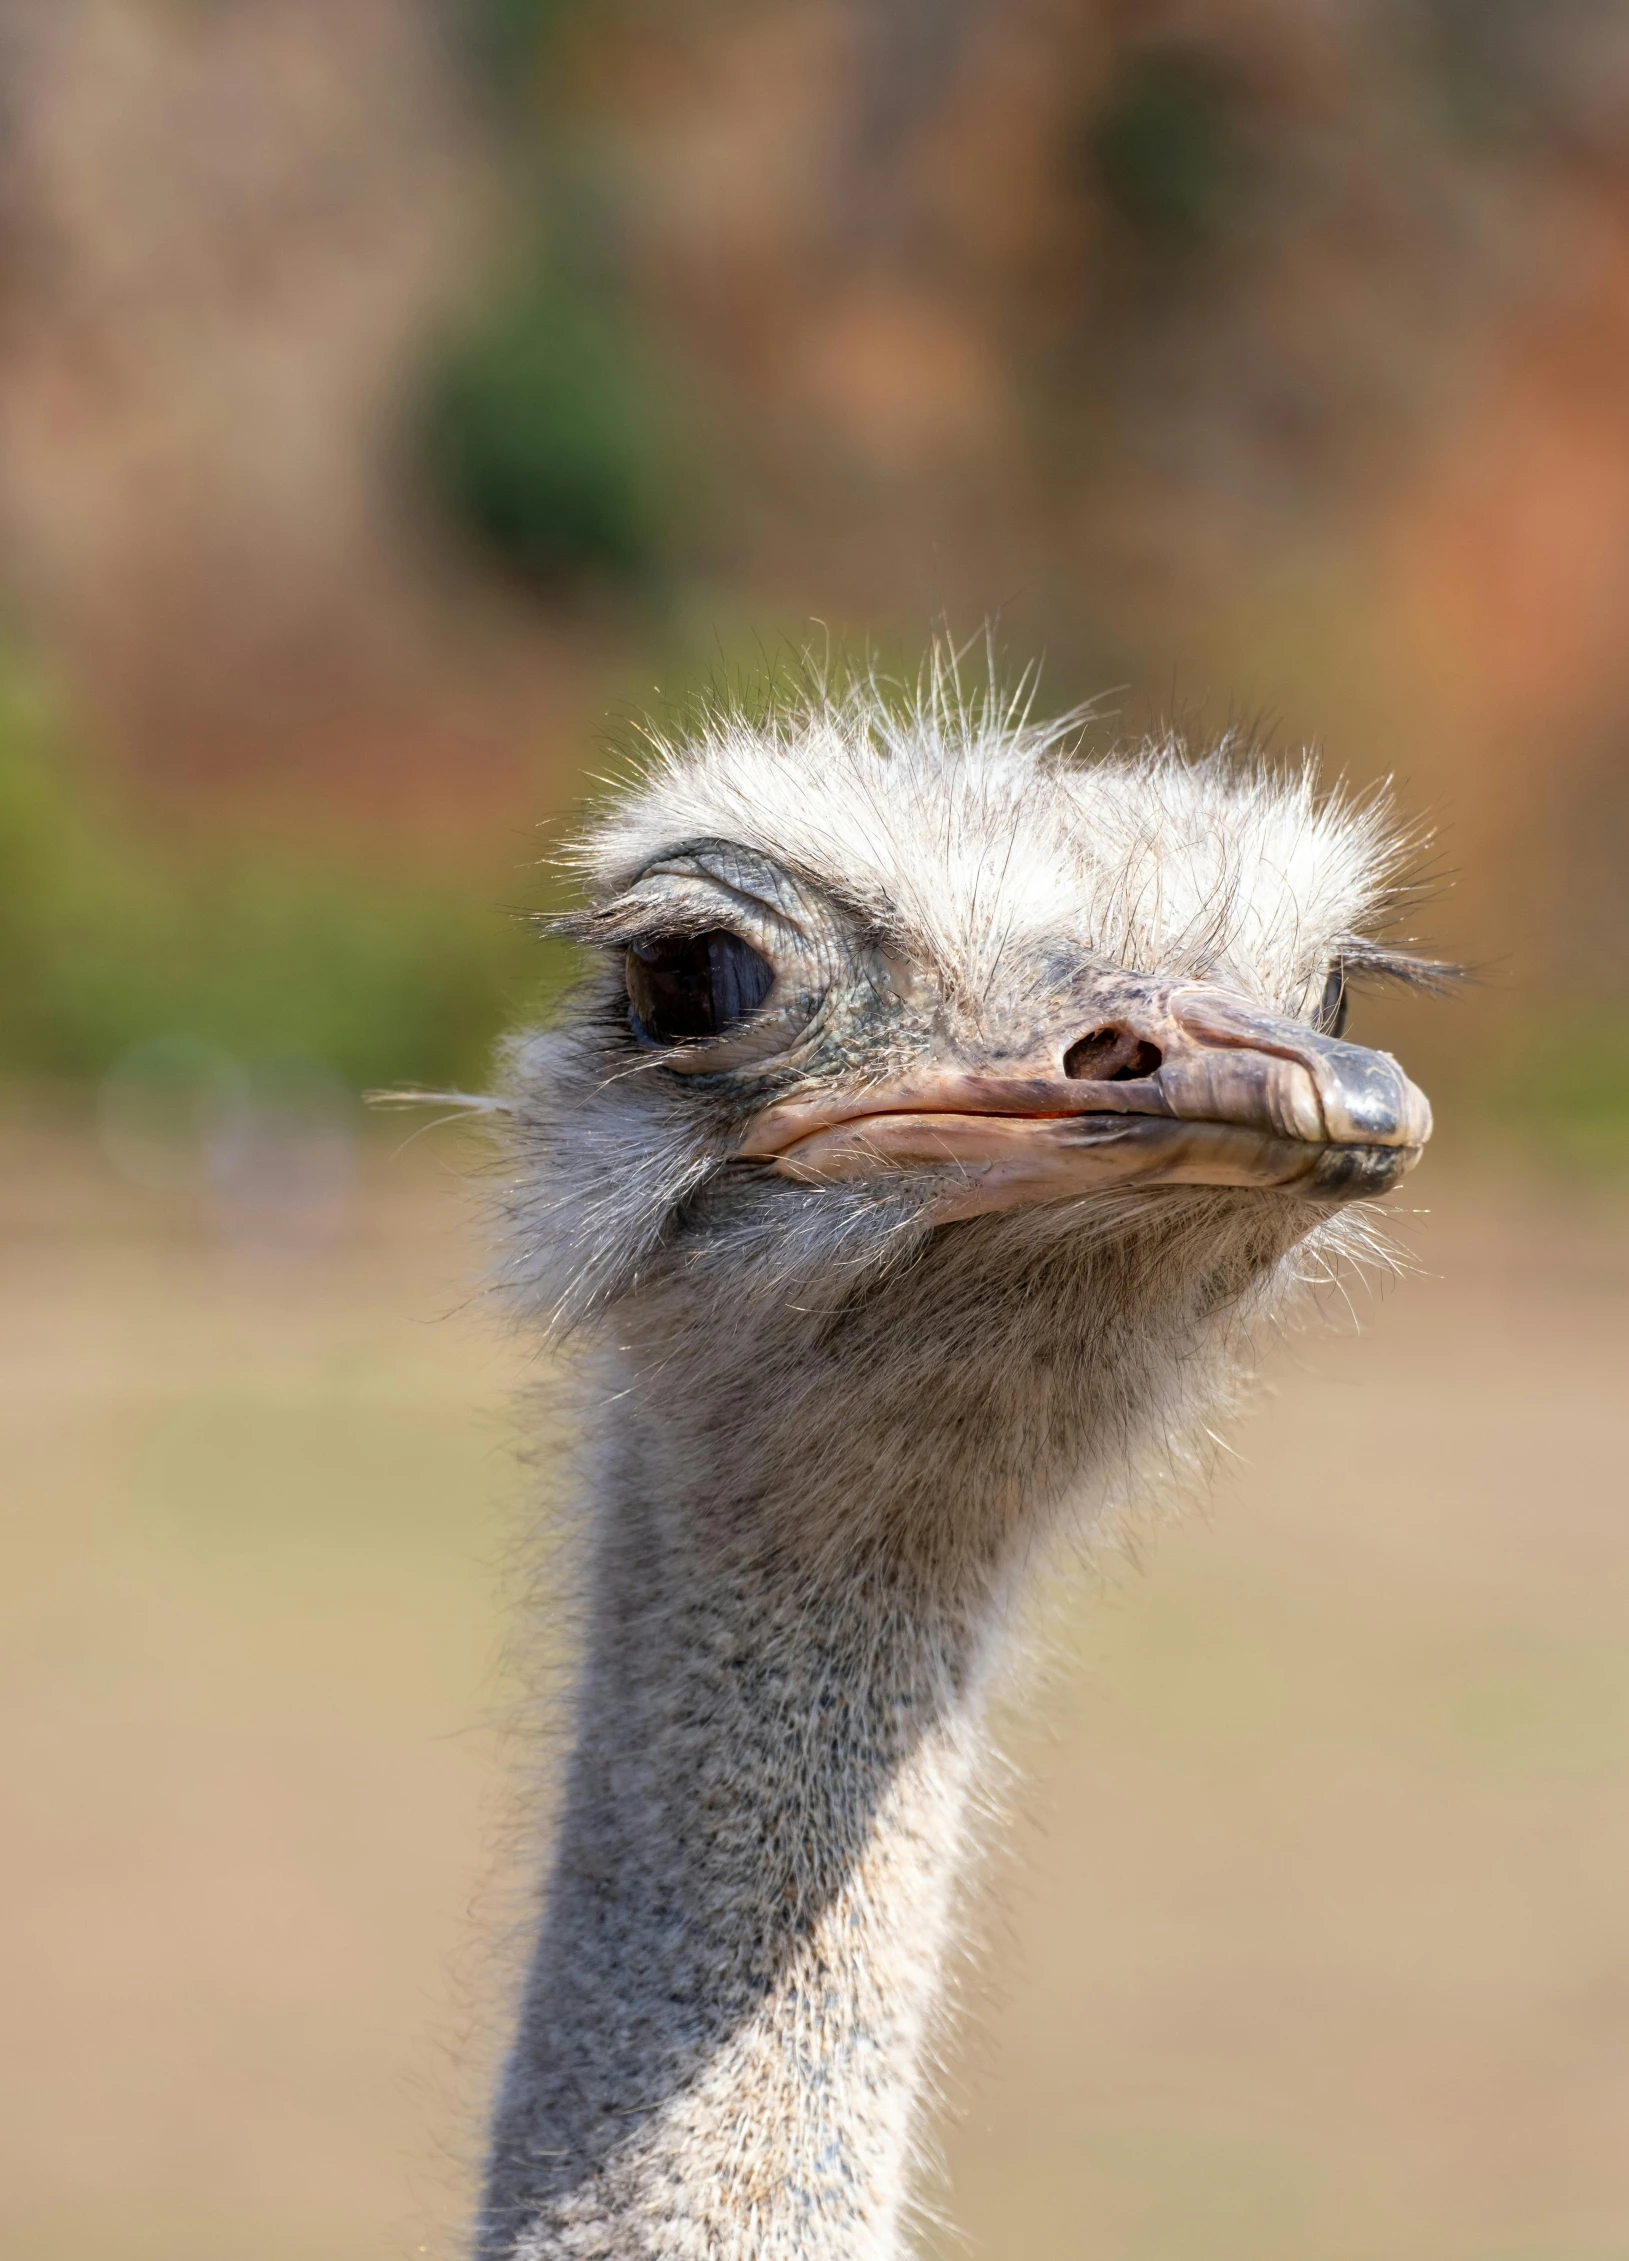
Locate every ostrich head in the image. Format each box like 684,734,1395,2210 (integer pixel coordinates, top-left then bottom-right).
478,673,1445,2260
504,674,1437,1575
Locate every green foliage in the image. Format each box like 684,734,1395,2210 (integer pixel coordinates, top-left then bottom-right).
1091,50,1248,252
423,270,661,583
0,662,563,1092
465,0,579,96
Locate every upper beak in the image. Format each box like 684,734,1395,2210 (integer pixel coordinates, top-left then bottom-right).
735,982,1432,1222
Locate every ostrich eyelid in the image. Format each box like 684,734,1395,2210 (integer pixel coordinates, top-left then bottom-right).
633,852,818,942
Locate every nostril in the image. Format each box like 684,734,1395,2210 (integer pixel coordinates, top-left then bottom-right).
1063,1027,1163,1082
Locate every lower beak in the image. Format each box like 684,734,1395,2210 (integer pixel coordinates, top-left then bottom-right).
736,984,1432,1221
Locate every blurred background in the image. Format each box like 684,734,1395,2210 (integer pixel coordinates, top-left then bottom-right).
3,3,1627,2257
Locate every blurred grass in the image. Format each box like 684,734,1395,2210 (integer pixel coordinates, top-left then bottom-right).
4,1131,1627,2260
0,657,567,1093
0,1123,520,2261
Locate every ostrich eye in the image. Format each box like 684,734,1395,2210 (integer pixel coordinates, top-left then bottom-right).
1319,962,1350,1038
626,930,776,1044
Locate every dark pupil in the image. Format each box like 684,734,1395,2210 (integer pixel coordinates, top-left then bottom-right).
1320,963,1349,1039
626,930,775,1043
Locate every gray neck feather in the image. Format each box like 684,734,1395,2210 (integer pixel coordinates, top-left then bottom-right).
480,1411,999,2259
480,1195,1304,2258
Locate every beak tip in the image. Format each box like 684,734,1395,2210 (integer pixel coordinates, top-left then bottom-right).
1317,1059,1434,1155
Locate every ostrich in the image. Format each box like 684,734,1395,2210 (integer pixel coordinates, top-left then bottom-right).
472,668,1439,2260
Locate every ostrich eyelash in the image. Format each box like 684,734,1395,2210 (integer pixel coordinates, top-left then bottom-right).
1332,940,1466,994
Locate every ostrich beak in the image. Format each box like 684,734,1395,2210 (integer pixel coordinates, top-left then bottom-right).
736,982,1432,1221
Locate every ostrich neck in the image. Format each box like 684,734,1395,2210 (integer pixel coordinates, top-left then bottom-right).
478,1390,1005,2261
478,1192,1291,2257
